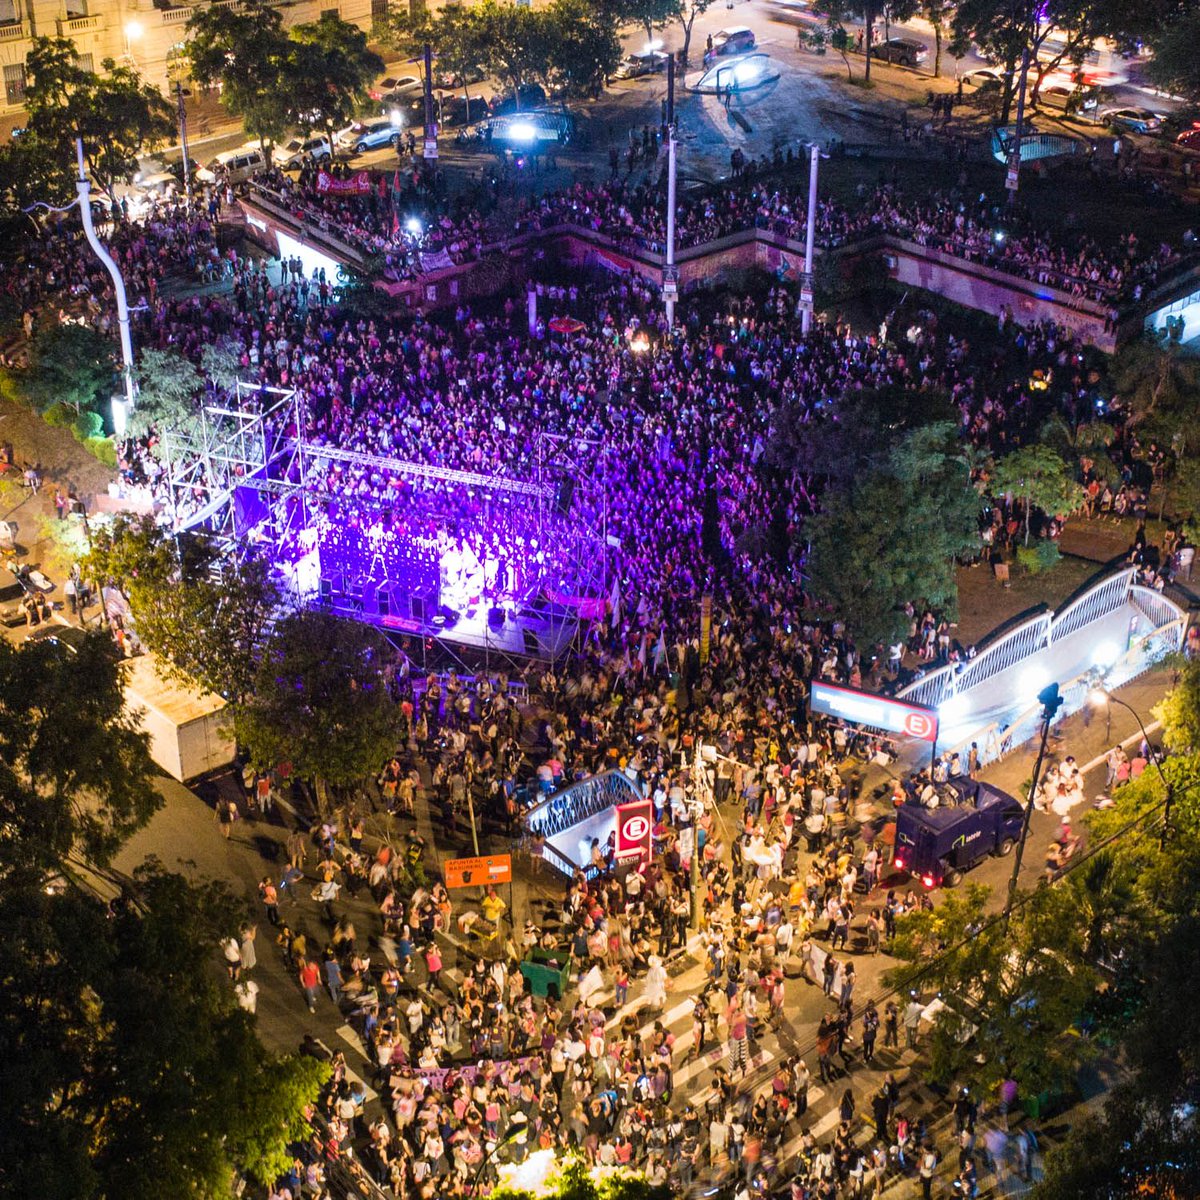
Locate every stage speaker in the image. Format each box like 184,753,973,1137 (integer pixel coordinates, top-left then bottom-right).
319,577,333,604
488,605,506,630
376,584,391,617
554,475,576,515
522,627,541,656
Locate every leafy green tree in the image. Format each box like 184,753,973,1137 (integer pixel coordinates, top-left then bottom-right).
990,443,1085,545
548,0,623,97
1033,910,1200,1200
474,0,556,102
21,321,114,415
201,336,251,393
23,37,173,204
1039,413,1117,482
235,609,402,813
83,517,281,705
0,862,329,1200
675,0,714,65
921,0,957,78
1109,331,1200,448
815,0,858,80
1145,7,1200,103
803,421,980,647
612,0,681,47
287,14,384,151
885,882,1098,1097
185,1,294,156
131,347,204,438
0,631,159,872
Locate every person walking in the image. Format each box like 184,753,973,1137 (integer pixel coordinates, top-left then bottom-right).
239,924,258,974
299,956,321,1012
884,998,900,1048
726,996,751,1077
861,997,879,1063
323,949,343,1006
259,877,280,925
216,796,239,840
904,993,924,1048
918,1141,939,1200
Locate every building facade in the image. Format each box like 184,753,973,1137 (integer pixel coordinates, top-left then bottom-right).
0,0,388,125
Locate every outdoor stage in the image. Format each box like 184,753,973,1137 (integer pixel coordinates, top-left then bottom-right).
161,385,608,662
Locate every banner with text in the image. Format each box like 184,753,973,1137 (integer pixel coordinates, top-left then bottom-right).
316,170,373,196
615,799,653,862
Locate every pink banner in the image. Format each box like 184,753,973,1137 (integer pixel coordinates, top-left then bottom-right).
315,170,373,196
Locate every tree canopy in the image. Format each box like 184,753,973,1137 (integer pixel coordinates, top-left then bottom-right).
802,421,981,648
0,631,159,872
234,609,402,808
21,37,173,204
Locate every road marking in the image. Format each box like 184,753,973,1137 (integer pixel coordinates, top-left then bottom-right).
334,1024,379,1102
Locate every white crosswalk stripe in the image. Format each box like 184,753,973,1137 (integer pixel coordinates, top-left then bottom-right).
333,1023,379,1102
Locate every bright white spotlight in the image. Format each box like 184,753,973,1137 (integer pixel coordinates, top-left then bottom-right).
732,58,765,85
938,692,971,725
405,216,423,235
389,108,404,127
507,121,537,143
1019,664,1049,703
1091,640,1119,669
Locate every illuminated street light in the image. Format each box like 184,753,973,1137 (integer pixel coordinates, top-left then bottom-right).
1088,686,1172,845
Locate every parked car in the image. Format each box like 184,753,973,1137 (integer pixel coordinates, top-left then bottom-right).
1038,83,1098,114
442,95,490,128
434,66,486,91
196,145,267,185
489,84,548,116
1176,124,1200,151
614,49,669,80
369,74,421,102
345,117,404,154
1104,106,1163,134
872,37,929,68
275,133,334,167
704,26,756,65
961,67,1003,89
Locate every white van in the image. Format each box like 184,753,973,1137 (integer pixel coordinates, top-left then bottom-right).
196,145,267,185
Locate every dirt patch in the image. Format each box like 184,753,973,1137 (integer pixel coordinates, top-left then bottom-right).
0,390,115,580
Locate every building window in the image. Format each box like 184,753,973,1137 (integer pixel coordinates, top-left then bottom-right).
64,0,87,17
321,6,338,17
371,0,388,22
0,0,19,26
3,62,26,106
75,52,94,74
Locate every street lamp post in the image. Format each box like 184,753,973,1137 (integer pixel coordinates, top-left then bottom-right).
175,81,193,210
74,138,137,422
799,142,820,335
1089,687,1172,847
663,55,678,329
1003,682,1063,929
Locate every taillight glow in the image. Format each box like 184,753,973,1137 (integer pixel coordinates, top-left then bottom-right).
922,875,935,888
893,857,904,871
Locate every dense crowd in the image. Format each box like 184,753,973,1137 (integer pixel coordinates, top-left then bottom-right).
4,170,1187,1200
219,157,1194,306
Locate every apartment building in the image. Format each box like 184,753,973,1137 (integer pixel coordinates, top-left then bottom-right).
0,0,387,125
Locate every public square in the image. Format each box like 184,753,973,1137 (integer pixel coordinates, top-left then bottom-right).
1,3,1200,1199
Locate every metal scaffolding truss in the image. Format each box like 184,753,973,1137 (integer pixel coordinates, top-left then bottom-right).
161,382,306,552
160,383,610,662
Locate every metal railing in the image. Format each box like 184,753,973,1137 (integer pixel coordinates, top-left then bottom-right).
1049,567,1135,644
410,671,528,706
1128,584,1183,633
954,612,1054,697
524,768,640,837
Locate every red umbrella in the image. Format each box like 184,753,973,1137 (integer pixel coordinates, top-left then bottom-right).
548,317,586,334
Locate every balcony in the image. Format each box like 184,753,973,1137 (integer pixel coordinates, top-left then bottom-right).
159,5,196,24
0,19,29,42
57,14,105,34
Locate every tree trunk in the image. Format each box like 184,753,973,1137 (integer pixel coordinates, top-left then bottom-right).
933,25,942,78
1024,496,1031,546
681,14,696,65
842,50,852,81
315,776,330,818
864,4,873,82
1000,53,1018,125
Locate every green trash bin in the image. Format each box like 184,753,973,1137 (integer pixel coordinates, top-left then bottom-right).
519,948,573,1000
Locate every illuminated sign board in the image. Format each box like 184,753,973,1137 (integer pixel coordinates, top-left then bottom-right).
810,681,939,743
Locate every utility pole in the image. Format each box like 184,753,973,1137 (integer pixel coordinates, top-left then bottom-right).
1006,47,1031,203
422,43,438,163
663,54,678,328
1003,683,1062,930
74,139,136,422
175,81,193,209
799,143,820,335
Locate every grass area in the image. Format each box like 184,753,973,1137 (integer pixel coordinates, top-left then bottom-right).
955,551,1098,648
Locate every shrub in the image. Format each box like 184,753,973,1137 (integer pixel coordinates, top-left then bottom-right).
73,410,104,442
1016,539,1062,575
43,402,77,429
85,436,118,468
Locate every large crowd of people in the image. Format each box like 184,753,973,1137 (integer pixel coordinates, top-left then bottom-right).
3,155,1189,1200
220,155,1195,306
